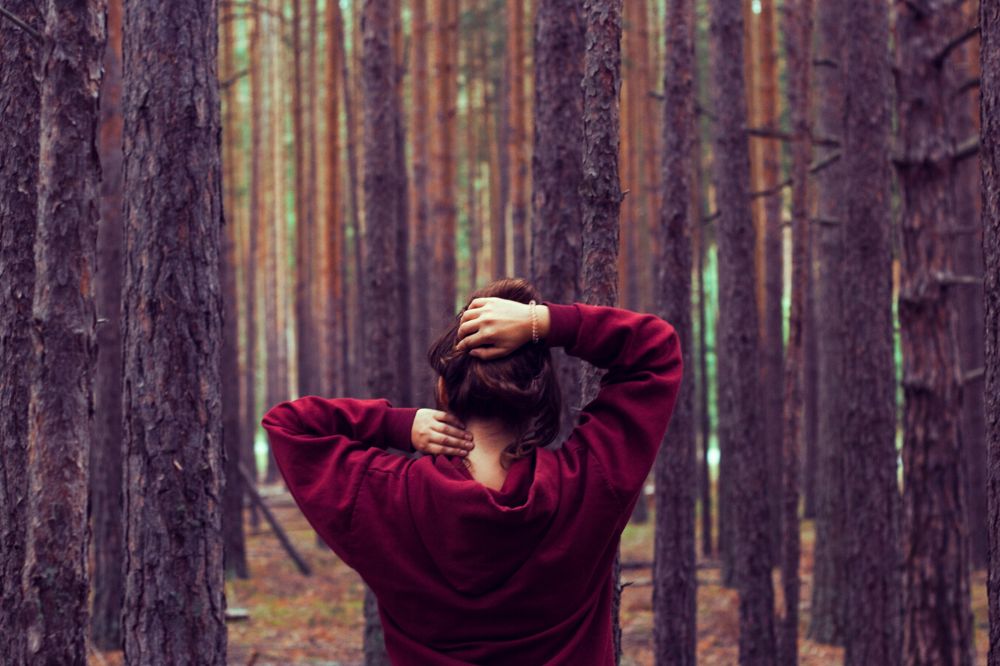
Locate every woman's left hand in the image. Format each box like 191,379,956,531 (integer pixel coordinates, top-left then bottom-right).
411,408,474,456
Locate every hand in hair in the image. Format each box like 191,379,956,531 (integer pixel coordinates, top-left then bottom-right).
411,408,475,457
454,297,551,360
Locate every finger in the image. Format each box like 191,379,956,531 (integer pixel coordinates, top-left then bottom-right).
428,443,470,457
437,411,466,429
456,318,481,341
469,346,508,361
433,423,474,443
467,297,490,310
432,431,473,449
456,329,491,351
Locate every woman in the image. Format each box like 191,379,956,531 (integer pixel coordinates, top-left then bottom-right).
261,278,683,665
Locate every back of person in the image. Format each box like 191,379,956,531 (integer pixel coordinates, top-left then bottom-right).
261,279,683,665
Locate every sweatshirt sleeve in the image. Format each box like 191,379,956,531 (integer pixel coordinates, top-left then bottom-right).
541,301,684,506
260,396,419,549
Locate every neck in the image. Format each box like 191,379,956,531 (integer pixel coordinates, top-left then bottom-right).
464,417,517,490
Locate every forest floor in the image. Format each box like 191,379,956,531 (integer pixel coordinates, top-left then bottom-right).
90,487,991,666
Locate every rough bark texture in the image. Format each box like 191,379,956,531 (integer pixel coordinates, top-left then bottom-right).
579,1,623,658
757,0,783,566
326,0,346,401
808,0,847,643
431,0,458,327
22,2,105,663
121,0,227,662
91,0,126,646
0,1,42,661
653,0,697,660
220,0,248,581
984,1,1000,664
895,2,975,663
954,0,988,571
508,0,529,277
841,0,901,661
410,0,433,405
361,0,404,661
532,0,584,441
707,0,777,659
778,0,813,657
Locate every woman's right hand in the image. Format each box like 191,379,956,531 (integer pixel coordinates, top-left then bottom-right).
454,297,550,360
411,408,474,456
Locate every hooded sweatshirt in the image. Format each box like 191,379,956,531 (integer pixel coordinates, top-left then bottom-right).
261,302,683,665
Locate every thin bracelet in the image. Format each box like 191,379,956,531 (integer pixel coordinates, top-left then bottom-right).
529,300,539,343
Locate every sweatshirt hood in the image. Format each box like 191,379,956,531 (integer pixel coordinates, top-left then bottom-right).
407,449,561,596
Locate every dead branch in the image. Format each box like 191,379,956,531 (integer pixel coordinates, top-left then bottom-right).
0,5,42,42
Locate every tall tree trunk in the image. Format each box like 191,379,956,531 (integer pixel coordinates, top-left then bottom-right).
778,0,813,658
23,2,105,663
410,0,433,404
326,0,346,401
393,0,411,407
360,2,406,661
531,0,584,441
579,0,623,660
955,0,987,573
841,0,901,661
220,0,248,581
0,2,42,660
121,0,227,662
706,0,777,657
508,0,529,277
341,4,364,397
808,0,847,643
431,0,458,327
982,1,1000,664
92,0,127,645
895,1,975,663
653,0,697,659
757,0,783,567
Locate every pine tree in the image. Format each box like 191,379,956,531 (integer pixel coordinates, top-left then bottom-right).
121,0,227,661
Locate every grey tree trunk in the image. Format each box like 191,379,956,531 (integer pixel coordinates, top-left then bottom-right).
23,1,105,663
841,0,901,661
360,0,406,661
121,0,228,662
982,0,1000,663
808,0,847,645
653,0,697,660
91,0,126,646
706,0,777,658
895,1,975,662
0,1,42,662
531,0,585,442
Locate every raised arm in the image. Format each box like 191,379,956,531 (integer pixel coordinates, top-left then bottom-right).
455,298,683,506
260,397,418,551
543,302,683,505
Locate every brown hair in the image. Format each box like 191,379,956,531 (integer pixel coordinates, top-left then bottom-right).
426,278,562,468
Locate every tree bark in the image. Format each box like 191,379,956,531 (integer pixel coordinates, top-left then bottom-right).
706,0,777,658
982,1,1000,664
121,0,227,662
756,0,783,566
91,0,127,645
23,2,104,663
220,0,248,581
895,1,975,663
808,0,847,644
841,0,901,661
431,0,458,328
653,0,697,659
0,1,42,660
325,0,346,402
361,0,406,661
578,1,623,657
778,0,813,658
508,0,529,277
531,0,584,442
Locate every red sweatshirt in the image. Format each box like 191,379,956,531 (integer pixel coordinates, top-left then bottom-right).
261,302,683,665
